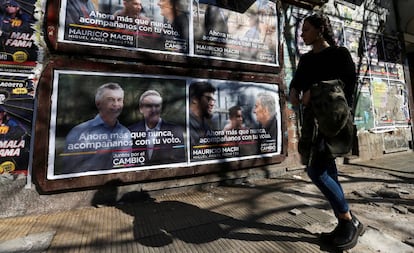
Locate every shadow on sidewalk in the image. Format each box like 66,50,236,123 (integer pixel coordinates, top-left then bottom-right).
91,182,337,251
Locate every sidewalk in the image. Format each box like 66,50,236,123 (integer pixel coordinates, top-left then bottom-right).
1,152,413,253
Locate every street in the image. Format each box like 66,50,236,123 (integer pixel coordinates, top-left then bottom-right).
0,152,413,253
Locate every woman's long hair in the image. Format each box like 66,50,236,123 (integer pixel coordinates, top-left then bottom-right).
304,13,337,47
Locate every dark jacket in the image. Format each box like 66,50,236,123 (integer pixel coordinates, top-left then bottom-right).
291,46,357,164
128,120,186,165
290,46,356,107
310,79,354,157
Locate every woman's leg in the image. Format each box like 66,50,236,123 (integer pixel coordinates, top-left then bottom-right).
307,158,349,215
307,157,364,250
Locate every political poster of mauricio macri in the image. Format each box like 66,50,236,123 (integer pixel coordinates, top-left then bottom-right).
47,70,281,179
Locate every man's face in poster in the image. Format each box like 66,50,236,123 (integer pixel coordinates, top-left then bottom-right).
158,0,174,21
96,88,124,119
0,94,6,104
140,94,162,126
5,2,20,16
200,92,215,119
125,0,143,16
254,99,267,126
230,109,243,129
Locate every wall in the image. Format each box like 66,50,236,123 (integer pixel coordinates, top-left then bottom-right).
283,0,412,162
0,0,412,218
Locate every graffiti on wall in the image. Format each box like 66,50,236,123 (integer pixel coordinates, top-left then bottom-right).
285,3,410,131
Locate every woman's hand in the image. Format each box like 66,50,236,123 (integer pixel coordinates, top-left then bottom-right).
290,88,311,107
302,90,311,106
289,88,300,106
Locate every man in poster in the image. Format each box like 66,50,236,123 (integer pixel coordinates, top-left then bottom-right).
157,0,189,41
0,0,37,67
128,90,185,165
254,92,277,153
60,83,132,174
223,105,258,156
0,105,28,174
0,0,29,29
0,76,33,175
193,0,277,64
65,0,96,25
189,81,216,146
61,0,189,53
113,0,148,20
222,105,245,132
203,4,228,36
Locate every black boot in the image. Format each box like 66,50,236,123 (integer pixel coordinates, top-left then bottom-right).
319,220,341,244
333,213,364,250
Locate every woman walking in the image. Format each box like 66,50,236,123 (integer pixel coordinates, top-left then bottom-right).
289,13,364,251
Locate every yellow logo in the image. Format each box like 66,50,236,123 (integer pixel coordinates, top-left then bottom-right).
0,161,15,174
11,19,22,27
0,126,9,134
12,87,28,94
12,51,28,63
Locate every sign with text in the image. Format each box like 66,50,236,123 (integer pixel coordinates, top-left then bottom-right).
188,79,281,163
47,70,281,179
59,0,190,54
193,1,278,65
0,0,38,72
0,72,34,174
52,0,279,66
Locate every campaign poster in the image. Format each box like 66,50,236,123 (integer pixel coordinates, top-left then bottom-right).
291,7,311,56
188,80,281,163
368,63,388,79
0,72,34,174
331,19,345,47
354,78,374,130
371,78,391,126
358,62,369,77
58,0,190,54
193,0,278,65
386,63,404,81
49,70,187,179
343,26,361,61
386,81,410,125
0,0,38,72
363,32,380,62
380,36,402,63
